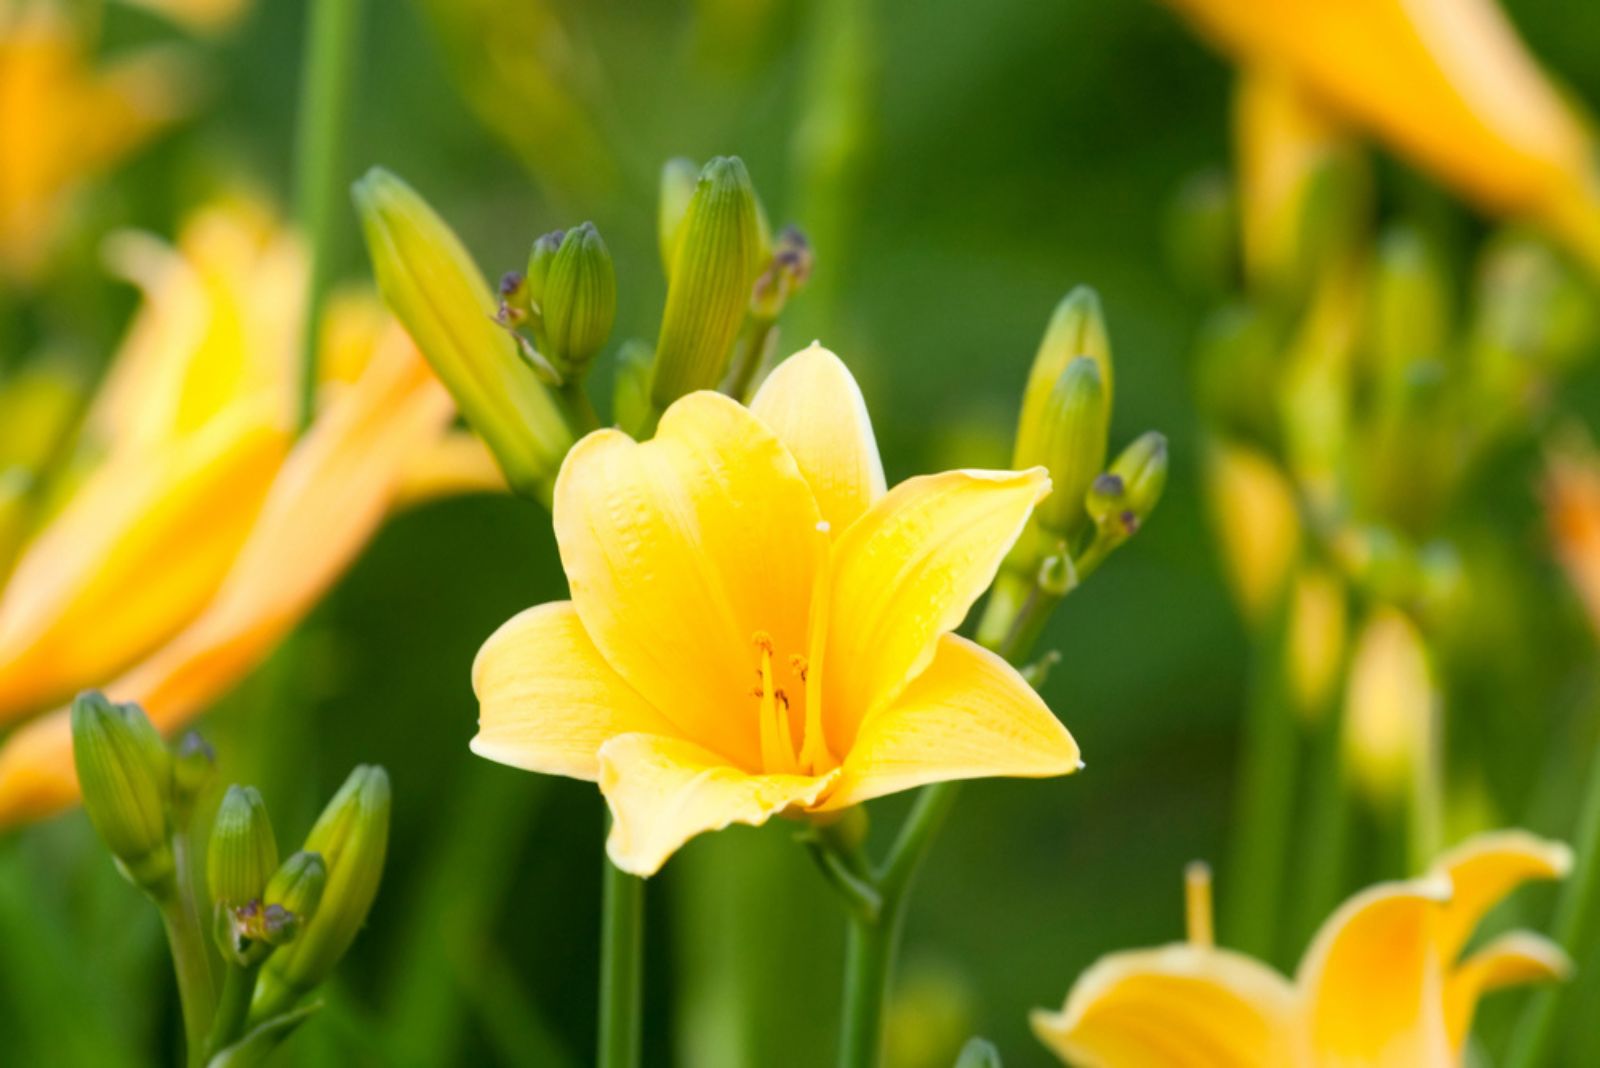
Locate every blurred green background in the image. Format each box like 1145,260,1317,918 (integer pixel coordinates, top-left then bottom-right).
4,0,1600,1065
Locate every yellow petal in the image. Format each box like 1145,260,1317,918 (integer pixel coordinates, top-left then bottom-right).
0,327,452,825
553,391,823,771
392,431,506,508
823,634,1078,809
0,405,287,720
471,602,678,781
1204,442,1301,625
1295,875,1454,1067
749,343,886,533
1444,931,1570,1053
1428,830,1572,965
597,732,837,877
1031,945,1297,1068
822,467,1049,751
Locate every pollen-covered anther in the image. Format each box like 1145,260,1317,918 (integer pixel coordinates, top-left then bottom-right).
789,654,809,682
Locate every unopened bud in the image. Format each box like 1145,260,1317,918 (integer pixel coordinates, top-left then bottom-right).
955,1038,1003,1068
71,692,174,892
1014,287,1112,472
208,785,278,911
262,851,326,947
1371,225,1450,375
1089,431,1168,540
524,230,564,311
1028,358,1108,540
541,222,616,379
650,156,763,408
353,168,574,502
657,157,699,272
1205,443,1302,624
253,766,390,1020
170,731,215,828
1343,607,1435,806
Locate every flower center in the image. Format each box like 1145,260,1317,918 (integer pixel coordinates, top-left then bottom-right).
752,631,834,776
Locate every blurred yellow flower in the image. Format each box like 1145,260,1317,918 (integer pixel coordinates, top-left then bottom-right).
0,2,190,281
1342,606,1436,808
1166,0,1600,271
1033,831,1571,1067
119,0,253,36
472,344,1080,876
1204,442,1302,625
0,197,486,823
1546,443,1600,636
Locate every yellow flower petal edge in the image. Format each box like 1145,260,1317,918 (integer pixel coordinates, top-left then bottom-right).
598,733,839,877
749,342,886,534
822,633,1079,810
1031,945,1297,1068
1444,931,1570,1052
1427,829,1573,965
0,326,455,824
475,350,1075,874
471,602,677,782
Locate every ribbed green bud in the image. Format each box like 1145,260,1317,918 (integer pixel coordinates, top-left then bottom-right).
540,222,616,379
1165,169,1236,299
612,341,655,438
1371,225,1450,376
170,731,215,829
1013,287,1112,472
70,692,174,892
954,1038,1003,1068
208,785,278,912
657,157,699,272
1087,431,1169,539
261,851,327,947
1028,358,1108,539
650,156,763,408
353,168,574,502
252,766,390,1020
524,230,563,311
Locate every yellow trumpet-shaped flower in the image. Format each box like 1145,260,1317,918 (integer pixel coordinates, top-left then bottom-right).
1546,444,1600,637
0,2,190,281
1164,0,1600,270
0,198,483,824
472,344,1081,876
1032,830,1572,1067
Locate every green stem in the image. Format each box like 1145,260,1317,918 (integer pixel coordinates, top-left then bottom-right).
1223,603,1296,963
598,823,644,1068
158,887,218,1068
1291,707,1350,950
838,903,900,1068
557,380,602,436
292,0,364,431
205,961,263,1059
1505,734,1600,1068
722,316,777,403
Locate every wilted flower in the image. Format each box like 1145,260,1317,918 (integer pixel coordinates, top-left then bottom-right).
472,344,1080,876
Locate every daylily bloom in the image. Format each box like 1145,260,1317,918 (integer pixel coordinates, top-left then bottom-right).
1033,830,1572,1067
472,344,1081,876
0,2,189,281
0,198,489,823
1546,443,1600,637
1163,0,1600,271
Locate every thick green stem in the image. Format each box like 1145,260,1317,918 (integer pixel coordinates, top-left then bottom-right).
598,827,644,1068
1506,734,1600,1068
158,889,218,1068
557,380,602,436
1291,707,1350,950
837,901,900,1068
1223,603,1296,962
292,0,363,431
205,961,263,1059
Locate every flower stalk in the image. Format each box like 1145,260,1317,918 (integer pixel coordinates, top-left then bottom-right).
597,844,644,1068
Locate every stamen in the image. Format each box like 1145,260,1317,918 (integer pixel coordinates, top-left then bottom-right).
789,654,809,682
1184,861,1214,949
797,531,836,774
755,633,797,773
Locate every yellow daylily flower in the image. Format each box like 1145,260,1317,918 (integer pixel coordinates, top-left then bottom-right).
1546,443,1600,637
472,343,1081,876
1033,830,1572,1068
1163,0,1600,270
0,2,189,281
1204,441,1302,625
0,198,484,824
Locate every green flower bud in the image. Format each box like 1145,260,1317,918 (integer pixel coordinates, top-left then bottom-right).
541,222,616,379
1028,358,1108,540
1371,225,1450,379
1089,431,1169,539
1013,287,1112,474
524,230,564,311
650,156,763,409
353,168,574,502
750,226,814,321
955,1038,1003,1068
208,785,278,912
262,851,327,947
253,766,390,1020
611,340,655,438
170,731,215,828
70,692,174,892
657,157,699,272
